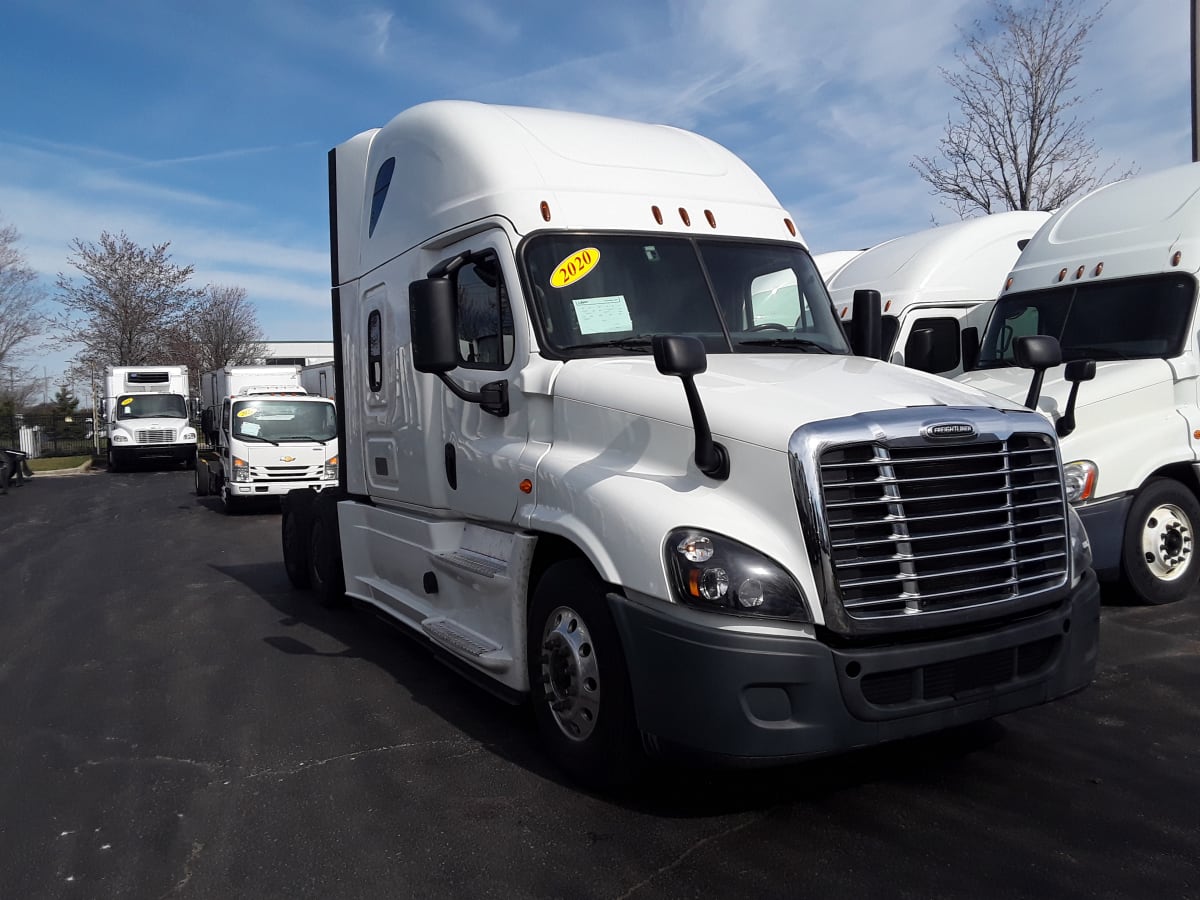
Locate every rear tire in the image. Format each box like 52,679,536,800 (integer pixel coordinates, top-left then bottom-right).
194,461,210,496
282,505,312,589
528,559,643,789
308,517,346,607
1122,477,1200,605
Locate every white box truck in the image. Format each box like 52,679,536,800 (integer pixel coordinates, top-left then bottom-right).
826,211,1051,377
197,365,338,513
103,365,197,471
299,361,336,401
957,162,1200,606
282,101,1099,786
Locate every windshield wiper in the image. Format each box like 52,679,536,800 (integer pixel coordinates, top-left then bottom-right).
237,434,280,445
736,337,833,353
274,434,330,443
561,335,654,353
1064,346,1129,360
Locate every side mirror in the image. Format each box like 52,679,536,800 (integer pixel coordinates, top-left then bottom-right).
905,328,936,372
850,289,882,359
960,327,980,372
409,278,460,374
1014,335,1062,410
653,335,728,480
1056,358,1096,438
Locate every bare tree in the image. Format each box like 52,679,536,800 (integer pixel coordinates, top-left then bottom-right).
167,284,267,387
912,0,1131,218
52,231,203,370
0,217,45,374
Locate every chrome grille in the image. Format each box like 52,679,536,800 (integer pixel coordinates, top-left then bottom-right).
134,428,176,443
819,433,1067,621
250,463,324,481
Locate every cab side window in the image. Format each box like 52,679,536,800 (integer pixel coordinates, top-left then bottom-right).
456,253,513,369
367,309,383,392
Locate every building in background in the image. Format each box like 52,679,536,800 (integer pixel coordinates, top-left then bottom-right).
258,341,334,366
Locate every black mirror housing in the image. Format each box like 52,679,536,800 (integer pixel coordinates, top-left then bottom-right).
850,289,882,359
1065,359,1097,383
410,278,459,374
905,328,936,372
1014,334,1062,370
653,335,707,377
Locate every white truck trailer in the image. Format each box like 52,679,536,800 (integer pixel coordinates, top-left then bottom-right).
282,100,1099,786
103,365,197,471
197,365,338,513
299,361,336,401
957,162,1200,606
826,211,1051,377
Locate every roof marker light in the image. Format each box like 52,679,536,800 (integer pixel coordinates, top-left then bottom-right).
679,207,691,226
1172,251,1183,267
1057,268,1068,282
1094,262,1104,276
1004,276,1014,291
884,299,892,312
540,201,551,222
784,218,796,236
1075,265,1085,279
704,209,717,228
840,306,848,318
652,205,663,225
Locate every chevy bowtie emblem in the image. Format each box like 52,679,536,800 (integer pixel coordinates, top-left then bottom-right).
280,455,296,462
923,422,976,440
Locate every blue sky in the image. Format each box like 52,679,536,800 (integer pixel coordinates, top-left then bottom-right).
0,0,1192,384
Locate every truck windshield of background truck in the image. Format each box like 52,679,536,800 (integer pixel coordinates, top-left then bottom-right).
115,394,188,420
231,399,337,443
522,234,849,358
975,274,1196,368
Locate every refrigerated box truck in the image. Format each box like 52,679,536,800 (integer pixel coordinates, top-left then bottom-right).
104,365,197,471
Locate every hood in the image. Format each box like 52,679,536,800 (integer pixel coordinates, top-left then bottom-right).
956,358,1174,415
550,353,1020,450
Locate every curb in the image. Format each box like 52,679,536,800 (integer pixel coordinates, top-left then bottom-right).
29,460,95,478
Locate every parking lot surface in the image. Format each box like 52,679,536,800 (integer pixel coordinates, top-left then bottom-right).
1,470,1197,899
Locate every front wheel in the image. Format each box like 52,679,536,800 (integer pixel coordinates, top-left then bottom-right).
282,507,311,590
308,517,346,607
194,461,209,496
221,484,240,515
107,446,121,473
1122,477,1200,605
528,559,643,789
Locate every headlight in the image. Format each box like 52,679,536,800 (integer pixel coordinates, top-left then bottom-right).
1067,505,1092,587
181,429,197,441
111,433,129,443
232,457,251,482
1063,460,1097,502
323,455,339,481
665,528,810,621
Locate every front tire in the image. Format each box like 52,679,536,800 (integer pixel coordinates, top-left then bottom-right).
221,484,240,515
528,559,643,789
308,517,345,607
194,461,210,496
1122,477,1200,605
107,446,121,473
282,505,311,589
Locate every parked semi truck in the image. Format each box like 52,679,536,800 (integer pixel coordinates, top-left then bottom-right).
197,365,338,513
104,365,197,471
957,162,1200,606
826,211,1051,378
282,100,1099,786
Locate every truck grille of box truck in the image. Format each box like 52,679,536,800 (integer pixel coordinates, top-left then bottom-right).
134,429,177,443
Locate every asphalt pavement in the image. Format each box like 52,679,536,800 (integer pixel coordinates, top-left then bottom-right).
0,468,1197,899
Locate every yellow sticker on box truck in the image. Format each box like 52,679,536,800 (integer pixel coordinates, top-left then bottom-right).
236,408,256,418
550,248,600,288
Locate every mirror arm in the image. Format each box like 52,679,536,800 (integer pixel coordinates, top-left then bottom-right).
680,375,729,480
1056,381,1083,437
436,373,509,417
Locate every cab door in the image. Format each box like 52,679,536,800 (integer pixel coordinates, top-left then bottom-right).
435,231,530,524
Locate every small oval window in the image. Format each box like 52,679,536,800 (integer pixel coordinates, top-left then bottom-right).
369,158,396,239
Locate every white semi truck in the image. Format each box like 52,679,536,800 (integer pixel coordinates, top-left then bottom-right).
103,365,197,471
282,100,1100,786
826,211,1051,378
197,365,338,513
957,162,1200,606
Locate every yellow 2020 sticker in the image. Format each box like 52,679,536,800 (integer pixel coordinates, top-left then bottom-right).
236,408,257,418
550,247,600,288
121,398,134,406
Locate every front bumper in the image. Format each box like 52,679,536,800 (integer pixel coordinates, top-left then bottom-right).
1075,495,1132,579
115,442,196,461
230,480,336,498
609,569,1100,765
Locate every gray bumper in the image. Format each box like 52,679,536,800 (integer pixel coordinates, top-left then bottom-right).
1075,495,1132,579
609,569,1100,765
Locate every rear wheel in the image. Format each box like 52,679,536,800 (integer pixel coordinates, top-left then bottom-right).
194,461,210,496
282,506,311,589
1122,477,1200,605
308,517,346,607
528,559,643,789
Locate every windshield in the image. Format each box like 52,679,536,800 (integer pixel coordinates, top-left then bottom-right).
522,234,850,357
977,274,1196,368
232,399,337,442
115,393,188,420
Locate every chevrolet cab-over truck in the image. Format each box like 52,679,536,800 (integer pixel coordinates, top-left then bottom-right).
282,100,1100,786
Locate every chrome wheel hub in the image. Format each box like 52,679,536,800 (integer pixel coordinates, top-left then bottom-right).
1141,502,1193,581
538,605,600,742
